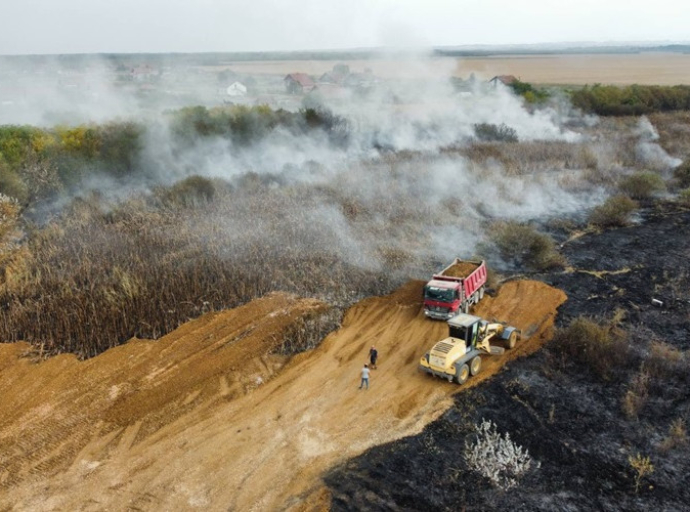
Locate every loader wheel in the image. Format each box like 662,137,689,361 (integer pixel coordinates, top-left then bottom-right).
506,331,518,349
455,364,470,384
470,356,482,376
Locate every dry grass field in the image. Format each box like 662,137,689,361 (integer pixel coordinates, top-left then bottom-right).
213,52,690,85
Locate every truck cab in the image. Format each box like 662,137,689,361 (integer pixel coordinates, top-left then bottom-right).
423,259,487,320
423,279,462,319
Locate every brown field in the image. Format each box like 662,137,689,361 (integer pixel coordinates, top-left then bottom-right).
214,52,690,85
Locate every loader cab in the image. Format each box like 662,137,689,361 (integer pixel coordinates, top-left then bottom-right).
448,313,481,349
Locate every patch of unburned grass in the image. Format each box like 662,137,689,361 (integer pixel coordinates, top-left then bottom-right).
588,195,638,228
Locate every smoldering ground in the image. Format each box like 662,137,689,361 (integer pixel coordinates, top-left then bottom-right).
0,55,685,355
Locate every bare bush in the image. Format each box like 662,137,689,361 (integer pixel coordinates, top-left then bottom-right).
659,419,688,452
157,175,220,208
474,123,518,143
622,369,650,419
456,140,604,177
0,186,398,358
0,194,22,273
628,453,654,494
464,419,537,490
275,308,343,356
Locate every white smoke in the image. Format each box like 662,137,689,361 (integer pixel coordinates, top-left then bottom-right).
635,116,682,172
0,54,639,267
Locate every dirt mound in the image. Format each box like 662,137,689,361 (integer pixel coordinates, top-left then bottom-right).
439,261,479,278
0,280,565,511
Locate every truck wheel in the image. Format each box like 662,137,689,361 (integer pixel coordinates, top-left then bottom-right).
478,286,485,300
455,364,470,384
463,301,469,314
470,356,482,376
507,331,518,349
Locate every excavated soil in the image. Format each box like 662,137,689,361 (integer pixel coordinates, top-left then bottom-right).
0,279,565,511
438,261,479,278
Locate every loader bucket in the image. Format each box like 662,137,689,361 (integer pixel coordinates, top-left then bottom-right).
487,346,505,355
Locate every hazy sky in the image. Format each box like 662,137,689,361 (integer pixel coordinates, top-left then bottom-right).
2,0,688,55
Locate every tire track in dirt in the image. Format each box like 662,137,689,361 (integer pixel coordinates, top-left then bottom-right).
0,280,566,511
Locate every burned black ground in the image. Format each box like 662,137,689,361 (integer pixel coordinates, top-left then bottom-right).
325,201,690,511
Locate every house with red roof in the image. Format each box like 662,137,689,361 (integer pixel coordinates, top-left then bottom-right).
489,75,519,86
284,73,315,94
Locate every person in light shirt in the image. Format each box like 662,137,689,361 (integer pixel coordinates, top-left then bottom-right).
359,364,370,390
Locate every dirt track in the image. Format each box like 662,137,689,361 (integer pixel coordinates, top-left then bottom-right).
0,280,565,511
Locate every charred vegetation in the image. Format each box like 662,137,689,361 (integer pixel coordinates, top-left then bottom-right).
327,201,690,511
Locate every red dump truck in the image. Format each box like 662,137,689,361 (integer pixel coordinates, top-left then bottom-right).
423,259,488,320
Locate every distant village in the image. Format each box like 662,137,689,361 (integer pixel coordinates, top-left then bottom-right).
0,55,518,119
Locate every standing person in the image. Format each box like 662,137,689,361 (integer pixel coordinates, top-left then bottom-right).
359,364,370,389
369,346,378,369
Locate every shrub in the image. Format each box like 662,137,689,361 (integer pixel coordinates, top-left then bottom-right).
0,161,28,203
646,341,687,379
159,176,218,208
21,156,63,200
508,80,550,104
622,369,650,419
98,121,144,178
618,172,666,199
550,316,631,380
571,84,690,116
673,161,690,188
678,188,690,205
486,221,564,271
464,419,537,490
659,419,688,452
473,123,518,142
0,193,20,241
588,195,638,228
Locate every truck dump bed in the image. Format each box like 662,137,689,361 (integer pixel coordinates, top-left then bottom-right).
440,260,481,279
431,259,487,300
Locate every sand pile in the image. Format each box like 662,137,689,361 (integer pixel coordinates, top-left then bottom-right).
440,261,480,278
0,280,566,511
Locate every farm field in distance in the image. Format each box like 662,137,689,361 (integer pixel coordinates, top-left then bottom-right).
205,52,690,85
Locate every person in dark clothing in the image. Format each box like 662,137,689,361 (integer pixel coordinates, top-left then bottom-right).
369,346,378,369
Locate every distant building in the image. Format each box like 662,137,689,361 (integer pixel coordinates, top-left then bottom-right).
317,64,351,85
489,75,519,86
309,83,351,100
130,65,158,82
343,70,378,89
225,82,248,97
284,73,315,94
318,71,347,85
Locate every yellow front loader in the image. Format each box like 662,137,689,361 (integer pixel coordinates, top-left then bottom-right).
418,313,520,384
